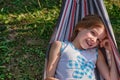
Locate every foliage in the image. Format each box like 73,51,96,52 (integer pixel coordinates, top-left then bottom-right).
0,0,120,80
104,0,120,50
0,0,61,79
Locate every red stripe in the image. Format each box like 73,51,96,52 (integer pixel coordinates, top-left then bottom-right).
57,0,70,40
84,0,87,16
68,0,76,40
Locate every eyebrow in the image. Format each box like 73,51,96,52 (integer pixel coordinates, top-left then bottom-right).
93,29,98,36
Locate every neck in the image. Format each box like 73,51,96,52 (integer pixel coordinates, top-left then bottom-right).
72,40,82,50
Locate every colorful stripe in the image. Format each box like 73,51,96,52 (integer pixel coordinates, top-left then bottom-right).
68,0,77,40
56,0,70,40
44,0,120,79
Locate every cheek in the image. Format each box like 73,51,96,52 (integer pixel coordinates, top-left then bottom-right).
86,33,91,37
82,33,90,38
100,33,107,40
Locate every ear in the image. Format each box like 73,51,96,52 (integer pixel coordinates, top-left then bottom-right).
78,28,83,31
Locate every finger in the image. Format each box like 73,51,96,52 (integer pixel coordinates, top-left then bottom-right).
100,42,103,47
100,41,105,48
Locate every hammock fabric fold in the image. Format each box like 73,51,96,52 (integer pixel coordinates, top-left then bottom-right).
44,0,120,79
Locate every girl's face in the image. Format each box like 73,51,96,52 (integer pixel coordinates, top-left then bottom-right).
74,25,106,49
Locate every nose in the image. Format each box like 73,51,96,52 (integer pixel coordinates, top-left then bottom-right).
91,37,98,44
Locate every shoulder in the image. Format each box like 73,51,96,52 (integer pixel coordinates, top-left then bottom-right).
51,41,70,51
49,41,62,56
52,41,62,48
52,41,69,47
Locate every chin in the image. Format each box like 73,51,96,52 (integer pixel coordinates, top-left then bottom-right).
81,44,90,49
81,46,88,50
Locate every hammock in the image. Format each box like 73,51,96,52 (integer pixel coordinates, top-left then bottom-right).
44,0,120,79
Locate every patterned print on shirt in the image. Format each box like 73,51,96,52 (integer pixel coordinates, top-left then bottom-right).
68,55,95,79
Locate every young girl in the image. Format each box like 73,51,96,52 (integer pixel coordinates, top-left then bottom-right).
45,15,119,80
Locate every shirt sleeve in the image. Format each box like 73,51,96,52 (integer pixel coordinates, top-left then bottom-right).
60,41,68,53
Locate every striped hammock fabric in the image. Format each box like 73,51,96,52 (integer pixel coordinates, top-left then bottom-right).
44,0,120,79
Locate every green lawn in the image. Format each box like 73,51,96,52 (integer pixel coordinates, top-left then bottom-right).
0,0,120,80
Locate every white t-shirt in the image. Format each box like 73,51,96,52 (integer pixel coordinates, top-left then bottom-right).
55,41,98,80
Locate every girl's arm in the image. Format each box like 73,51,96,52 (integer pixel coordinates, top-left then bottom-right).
97,49,110,80
46,41,61,78
97,39,119,80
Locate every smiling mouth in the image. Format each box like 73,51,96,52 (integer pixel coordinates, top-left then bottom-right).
86,39,92,47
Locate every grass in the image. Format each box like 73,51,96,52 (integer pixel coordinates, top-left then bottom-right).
0,0,61,79
0,0,120,80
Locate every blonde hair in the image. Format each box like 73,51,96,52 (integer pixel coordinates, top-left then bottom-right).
70,15,105,41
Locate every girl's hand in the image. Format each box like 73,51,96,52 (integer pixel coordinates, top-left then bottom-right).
100,38,111,51
100,38,112,67
45,77,59,80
